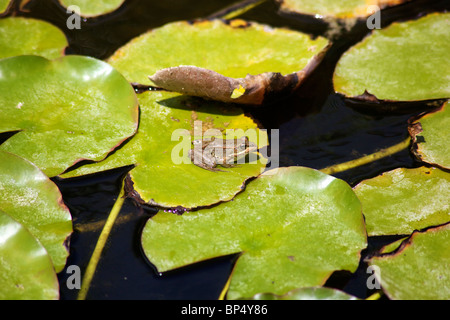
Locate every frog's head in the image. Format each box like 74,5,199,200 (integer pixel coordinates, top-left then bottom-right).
236,136,258,153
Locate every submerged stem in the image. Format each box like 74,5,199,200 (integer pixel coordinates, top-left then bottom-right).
366,291,382,300
320,137,411,175
208,0,268,20
218,275,232,300
77,179,126,300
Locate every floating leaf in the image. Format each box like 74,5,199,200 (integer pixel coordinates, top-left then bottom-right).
0,210,59,300
409,100,449,169
109,19,329,104
333,13,450,102
0,17,68,60
276,0,411,19
0,55,139,177
0,151,72,272
0,0,11,14
141,167,367,299
370,224,450,300
354,167,450,236
61,91,268,209
249,287,359,300
59,0,125,17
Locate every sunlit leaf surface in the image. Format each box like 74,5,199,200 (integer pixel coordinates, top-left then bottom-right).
277,0,411,19
409,100,450,169
108,19,329,103
0,210,59,300
59,0,125,17
0,151,72,272
249,287,359,300
62,91,268,209
334,13,450,102
354,167,450,236
370,224,450,300
0,55,139,177
0,17,67,60
141,167,367,299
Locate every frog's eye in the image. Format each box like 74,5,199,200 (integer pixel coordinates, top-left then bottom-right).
237,137,248,150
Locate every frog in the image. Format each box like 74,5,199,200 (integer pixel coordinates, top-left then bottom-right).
189,136,258,172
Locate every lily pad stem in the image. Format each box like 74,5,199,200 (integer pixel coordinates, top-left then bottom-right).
218,275,232,300
208,0,268,20
77,179,126,300
365,291,382,300
320,137,411,175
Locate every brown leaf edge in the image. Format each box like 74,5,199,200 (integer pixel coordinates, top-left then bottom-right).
342,92,448,114
366,222,450,299
407,101,449,170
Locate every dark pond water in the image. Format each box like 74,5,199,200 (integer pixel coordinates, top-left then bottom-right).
7,0,449,299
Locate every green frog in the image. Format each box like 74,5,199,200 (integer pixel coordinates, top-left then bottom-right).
189,136,258,171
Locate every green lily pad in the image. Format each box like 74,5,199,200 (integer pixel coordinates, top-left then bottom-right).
354,167,450,236
141,167,367,299
369,224,450,300
333,12,450,102
0,151,72,273
62,90,267,209
0,55,139,177
108,19,329,104
379,237,408,255
409,101,450,169
0,0,11,14
276,0,411,19
59,0,125,17
249,287,359,300
0,17,68,60
0,210,59,300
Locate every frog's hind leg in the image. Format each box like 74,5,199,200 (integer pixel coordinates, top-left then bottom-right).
201,165,228,172
211,167,228,172
221,163,239,168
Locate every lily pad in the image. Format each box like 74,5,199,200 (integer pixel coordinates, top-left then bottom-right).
108,19,329,104
409,100,450,169
0,210,59,300
333,12,450,102
0,55,139,177
61,90,268,209
0,151,72,273
276,0,411,19
369,224,450,300
141,167,367,299
354,167,450,236
59,0,125,17
0,17,68,60
249,287,359,300
0,0,11,14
